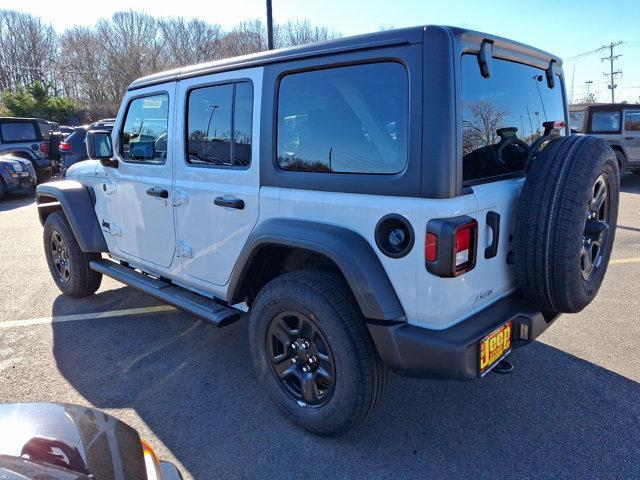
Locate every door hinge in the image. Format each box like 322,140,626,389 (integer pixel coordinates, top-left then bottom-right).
111,223,122,236
177,241,193,258
103,182,117,195
173,191,188,206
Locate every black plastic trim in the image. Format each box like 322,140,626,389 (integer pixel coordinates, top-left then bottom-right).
227,218,405,320
367,293,559,379
484,211,500,259
426,215,477,277
36,180,108,253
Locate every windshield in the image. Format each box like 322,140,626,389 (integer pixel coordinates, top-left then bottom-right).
569,110,586,132
461,54,566,183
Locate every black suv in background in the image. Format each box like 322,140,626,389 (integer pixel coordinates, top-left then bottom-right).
0,117,58,180
59,120,115,175
570,103,640,174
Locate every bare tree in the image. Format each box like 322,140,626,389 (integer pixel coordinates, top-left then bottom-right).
0,10,58,91
279,19,340,47
159,17,223,68
220,19,273,57
462,101,510,155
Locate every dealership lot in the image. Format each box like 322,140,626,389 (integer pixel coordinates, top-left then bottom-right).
0,175,639,479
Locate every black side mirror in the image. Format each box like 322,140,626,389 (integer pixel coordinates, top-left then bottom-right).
86,130,117,168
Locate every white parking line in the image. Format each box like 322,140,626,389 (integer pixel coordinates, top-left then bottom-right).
610,258,640,265
0,305,175,329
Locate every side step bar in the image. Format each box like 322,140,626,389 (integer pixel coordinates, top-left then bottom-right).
89,259,241,327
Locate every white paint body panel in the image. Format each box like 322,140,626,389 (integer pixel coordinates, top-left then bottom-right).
67,67,522,331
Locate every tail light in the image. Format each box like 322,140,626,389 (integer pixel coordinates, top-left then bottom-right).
59,142,71,151
425,216,478,277
39,142,49,155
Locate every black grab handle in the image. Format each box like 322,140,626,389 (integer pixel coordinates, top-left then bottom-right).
214,197,244,209
146,186,169,198
484,211,500,259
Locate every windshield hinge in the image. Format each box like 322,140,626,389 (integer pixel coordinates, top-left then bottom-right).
173,191,188,207
177,241,193,259
479,40,494,78
546,59,557,89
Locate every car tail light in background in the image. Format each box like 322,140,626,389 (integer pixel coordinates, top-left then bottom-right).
39,142,49,155
425,216,478,277
59,142,71,151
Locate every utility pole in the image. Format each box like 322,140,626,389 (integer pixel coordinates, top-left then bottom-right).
601,41,623,103
266,0,274,50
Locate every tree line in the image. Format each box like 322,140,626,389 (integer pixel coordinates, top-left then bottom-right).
0,9,340,122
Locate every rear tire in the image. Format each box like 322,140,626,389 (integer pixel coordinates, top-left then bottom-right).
248,269,387,436
44,211,102,297
514,135,619,314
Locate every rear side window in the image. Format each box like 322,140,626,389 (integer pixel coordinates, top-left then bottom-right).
276,62,408,174
120,93,169,164
1,122,37,142
38,122,51,140
624,110,640,131
461,55,566,183
66,129,87,150
591,111,620,133
186,81,253,168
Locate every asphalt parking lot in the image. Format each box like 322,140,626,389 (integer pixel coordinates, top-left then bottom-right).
1,175,639,480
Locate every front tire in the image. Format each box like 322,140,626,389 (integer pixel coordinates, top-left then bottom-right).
44,211,102,297
248,269,387,436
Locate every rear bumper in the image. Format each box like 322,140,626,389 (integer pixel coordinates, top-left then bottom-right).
367,294,559,380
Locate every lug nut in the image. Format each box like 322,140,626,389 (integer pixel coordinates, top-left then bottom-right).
301,341,310,349
292,358,297,363
302,365,310,373
308,356,316,364
291,342,298,350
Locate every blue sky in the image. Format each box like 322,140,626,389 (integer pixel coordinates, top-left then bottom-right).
3,0,639,102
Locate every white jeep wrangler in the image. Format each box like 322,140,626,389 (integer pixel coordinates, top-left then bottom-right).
37,25,619,436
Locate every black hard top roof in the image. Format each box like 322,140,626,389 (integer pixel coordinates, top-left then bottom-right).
569,103,640,111
128,25,561,91
0,117,50,123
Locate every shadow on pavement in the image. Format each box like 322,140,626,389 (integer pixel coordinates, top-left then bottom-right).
51,286,165,318
620,172,640,194
50,300,640,479
0,192,35,212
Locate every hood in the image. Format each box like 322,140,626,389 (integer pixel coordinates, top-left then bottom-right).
0,403,147,479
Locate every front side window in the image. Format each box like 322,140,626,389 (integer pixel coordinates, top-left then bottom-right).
120,93,169,163
591,111,620,133
461,55,566,183
186,81,253,168
624,110,640,132
277,62,408,174
1,122,37,142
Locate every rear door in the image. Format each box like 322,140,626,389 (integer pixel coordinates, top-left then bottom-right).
460,54,567,311
623,109,640,163
173,68,261,287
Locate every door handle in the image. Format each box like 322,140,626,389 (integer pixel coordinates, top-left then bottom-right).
484,211,501,259
214,196,244,209
624,136,634,140
146,186,169,198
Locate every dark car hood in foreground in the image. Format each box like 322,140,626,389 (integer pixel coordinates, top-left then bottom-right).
0,403,147,479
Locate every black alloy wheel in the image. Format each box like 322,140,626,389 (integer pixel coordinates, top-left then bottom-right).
266,310,335,407
581,174,610,281
50,229,71,283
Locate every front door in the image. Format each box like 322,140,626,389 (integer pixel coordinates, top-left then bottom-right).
108,86,176,268
174,69,261,286
623,109,640,163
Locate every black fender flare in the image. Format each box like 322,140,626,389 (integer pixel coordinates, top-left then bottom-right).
227,218,405,321
36,180,108,253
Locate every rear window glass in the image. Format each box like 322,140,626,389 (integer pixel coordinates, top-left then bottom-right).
591,111,620,132
277,62,408,174
569,111,586,132
1,122,37,142
461,55,566,183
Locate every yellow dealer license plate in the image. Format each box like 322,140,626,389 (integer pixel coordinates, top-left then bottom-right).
479,321,512,376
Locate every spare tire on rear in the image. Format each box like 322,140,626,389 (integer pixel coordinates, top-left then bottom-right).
514,135,619,314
